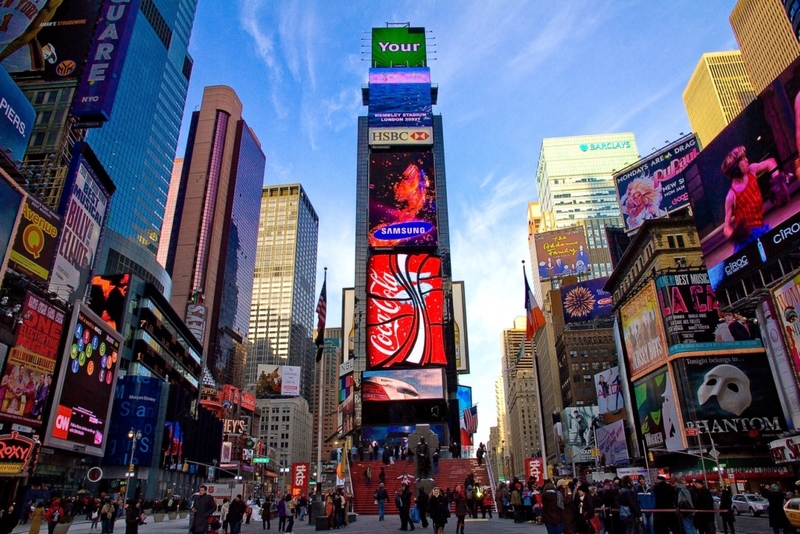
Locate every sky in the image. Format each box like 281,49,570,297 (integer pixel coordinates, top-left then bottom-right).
177,0,741,448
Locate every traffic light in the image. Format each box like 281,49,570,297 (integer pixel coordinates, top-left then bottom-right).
648,452,655,462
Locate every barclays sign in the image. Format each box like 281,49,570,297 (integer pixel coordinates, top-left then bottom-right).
579,141,632,152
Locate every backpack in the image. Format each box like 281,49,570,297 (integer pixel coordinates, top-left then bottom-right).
50,509,60,523
677,488,694,515
395,494,402,508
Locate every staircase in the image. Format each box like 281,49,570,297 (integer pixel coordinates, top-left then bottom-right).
351,458,490,515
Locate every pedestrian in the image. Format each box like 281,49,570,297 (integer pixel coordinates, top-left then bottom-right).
124,499,142,534
453,485,467,534
191,486,217,534
763,484,791,534
45,500,63,534
399,483,415,531
299,494,308,521
373,441,379,461
383,445,391,465
261,494,272,530
575,484,596,534
379,466,386,485
719,486,735,534
511,482,523,523
417,486,429,529
99,499,114,534
365,465,372,486
481,487,494,519
375,482,388,521
691,480,714,534
618,476,643,534
325,493,335,530
653,475,680,534
675,478,698,534
0,504,17,534
429,488,448,534
220,498,230,534
476,443,485,466
277,494,287,532
29,502,45,534
559,480,575,534
283,495,294,533
433,447,439,475
245,503,253,524
227,495,245,534
542,482,565,534
334,489,345,528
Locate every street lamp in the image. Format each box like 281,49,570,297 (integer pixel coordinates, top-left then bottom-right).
126,428,142,502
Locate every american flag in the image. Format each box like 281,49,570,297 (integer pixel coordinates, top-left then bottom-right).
314,273,327,362
463,405,478,435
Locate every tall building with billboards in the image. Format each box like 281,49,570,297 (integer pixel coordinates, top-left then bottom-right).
683,52,757,148
731,0,800,93
166,86,266,388
246,184,319,404
311,329,342,465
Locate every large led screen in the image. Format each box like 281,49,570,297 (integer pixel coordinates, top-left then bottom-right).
772,273,800,385
372,27,427,68
362,368,445,402
361,399,448,426
614,134,698,232
621,281,668,380
366,253,446,368
88,274,130,333
672,350,786,446
104,375,161,467
457,385,473,446
684,55,800,290
0,171,24,280
561,277,613,324
633,368,683,452
368,68,432,129
361,423,447,448
369,152,438,248
533,226,590,279
44,302,122,457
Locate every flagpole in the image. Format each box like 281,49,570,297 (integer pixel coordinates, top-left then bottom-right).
316,267,327,491
523,260,549,481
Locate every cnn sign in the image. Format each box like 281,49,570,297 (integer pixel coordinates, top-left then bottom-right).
525,457,543,482
291,462,310,497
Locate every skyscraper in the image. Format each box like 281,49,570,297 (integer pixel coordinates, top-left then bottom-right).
246,184,319,403
311,329,342,465
682,52,757,147
167,85,266,388
157,158,183,268
731,0,800,93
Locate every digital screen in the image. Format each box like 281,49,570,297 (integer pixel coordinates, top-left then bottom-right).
361,423,448,448
594,367,623,415
772,273,800,386
560,277,613,324
369,152,438,247
453,281,470,374
372,27,427,68
103,375,162,467
533,226,590,279
366,253,446,368
361,368,445,401
368,68,432,129
361,399,448,426
89,274,130,332
457,385,473,446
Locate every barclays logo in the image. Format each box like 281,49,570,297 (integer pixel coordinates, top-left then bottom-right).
580,144,588,152
580,141,631,151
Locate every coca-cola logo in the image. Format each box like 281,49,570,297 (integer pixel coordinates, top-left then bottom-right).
366,253,446,367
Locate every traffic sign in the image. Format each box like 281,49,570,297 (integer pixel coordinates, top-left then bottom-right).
253,457,271,464
685,428,698,437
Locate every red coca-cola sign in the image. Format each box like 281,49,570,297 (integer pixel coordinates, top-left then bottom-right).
366,253,446,368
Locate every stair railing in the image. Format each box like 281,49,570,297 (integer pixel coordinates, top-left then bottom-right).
485,455,498,514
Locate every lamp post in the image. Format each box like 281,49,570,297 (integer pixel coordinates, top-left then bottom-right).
126,428,142,502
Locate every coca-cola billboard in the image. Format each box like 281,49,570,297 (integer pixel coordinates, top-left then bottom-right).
366,253,446,368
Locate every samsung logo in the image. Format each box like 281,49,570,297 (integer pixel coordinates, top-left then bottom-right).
374,222,433,239
579,141,632,152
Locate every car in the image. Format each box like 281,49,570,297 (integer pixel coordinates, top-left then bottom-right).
731,493,769,516
785,498,800,528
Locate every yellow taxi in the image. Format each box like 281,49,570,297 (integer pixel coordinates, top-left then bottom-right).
783,498,800,528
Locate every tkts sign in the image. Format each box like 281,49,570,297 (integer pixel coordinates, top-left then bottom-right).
525,457,543,482
0,432,38,476
366,253,446,368
291,462,310,497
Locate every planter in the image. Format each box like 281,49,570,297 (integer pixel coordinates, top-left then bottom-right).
143,509,153,515
53,523,72,534
179,511,188,519
168,512,178,520
153,513,166,522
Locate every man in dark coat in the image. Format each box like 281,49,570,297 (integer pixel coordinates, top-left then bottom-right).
763,484,790,534
416,487,429,529
191,486,217,534
653,476,680,534
399,483,415,531
692,480,715,534
227,495,246,534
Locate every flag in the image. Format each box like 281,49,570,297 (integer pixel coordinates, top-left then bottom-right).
463,405,478,435
524,266,546,341
514,341,525,365
315,272,327,362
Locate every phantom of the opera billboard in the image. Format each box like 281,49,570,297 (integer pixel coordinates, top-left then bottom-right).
368,152,438,248
684,55,800,291
534,226,590,280
366,253,446,368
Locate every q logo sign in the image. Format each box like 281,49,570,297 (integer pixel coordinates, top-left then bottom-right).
53,405,72,440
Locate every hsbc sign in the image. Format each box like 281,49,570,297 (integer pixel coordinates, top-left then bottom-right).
369,127,433,146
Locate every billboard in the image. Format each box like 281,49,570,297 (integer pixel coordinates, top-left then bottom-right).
0,171,24,284
684,55,800,290
533,226,590,279
104,375,162,467
452,281,470,374
44,302,122,457
772,273,800,385
372,27,427,68
594,366,623,414
366,253,446,368
368,152,438,248
338,373,355,436
457,385,473,446
369,128,433,146
621,281,668,379
88,273,130,332
343,287,356,361
0,292,64,429
633,368,683,451
8,197,60,283
368,67,432,131
255,364,301,397
291,462,310,497
49,143,113,302
72,0,140,125
655,271,720,349
672,350,786,446
361,423,448,447
525,457,544,483
561,277,613,324
596,419,629,465
362,368,445,402
561,405,599,448
614,134,698,232
0,1,102,81
0,66,34,159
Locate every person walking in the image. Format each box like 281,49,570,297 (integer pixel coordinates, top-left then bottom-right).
29,503,45,534
429,488,448,534
560,481,575,534
283,495,294,533
481,487,494,519
542,482,564,534
691,480,714,534
675,478,698,534
399,483,415,531
375,482,388,521
220,498,230,534
124,499,142,534
453,485,467,534
0,504,18,534
417,486,429,529
191,486,217,534
277,495,287,532
618,476,643,534
653,475,680,534
365,465,372,487
45,500,64,534
227,495,245,534
379,466,386,485
261,494,272,530
299,494,308,521
719,486,735,534
763,484,791,534
476,443,485,466
574,484,596,534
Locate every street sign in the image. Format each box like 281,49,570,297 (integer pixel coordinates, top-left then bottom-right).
685,428,698,437
709,448,719,460
253,457,271,464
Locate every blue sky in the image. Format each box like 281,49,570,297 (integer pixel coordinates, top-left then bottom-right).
178,1,740,446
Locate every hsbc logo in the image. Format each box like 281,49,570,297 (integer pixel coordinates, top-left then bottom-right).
369,127,433,146
53,405,72,440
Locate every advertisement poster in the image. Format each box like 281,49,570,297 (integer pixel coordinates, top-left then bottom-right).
362,368,445,401
772,273,800,384
45,302,122,456
0,292,64,428
596,420,629,465
621,281,668,379
614,134,698,232
561,405,598,448
368,67,432,129
8,197,60,283
594,367,623,414
0,172,25,280
452,281,470,374
0,66,35,159
368,152,438,248
255,365,301,397
655,272,720,348
561,277,613,324
372,27,427,68
104,376,162,467
366,253,446,368
633,368,683,451
684,55,800,290
457,385,473,447
50,145,112,302
291,462,310,497
672,351,786,446
88,274,130,332
533,226,590,279
1,1,102,81
525,457,544,482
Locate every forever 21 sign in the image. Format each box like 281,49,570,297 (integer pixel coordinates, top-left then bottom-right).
0,431,37,476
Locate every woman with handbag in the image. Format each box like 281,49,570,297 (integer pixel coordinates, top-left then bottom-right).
575,484,596,534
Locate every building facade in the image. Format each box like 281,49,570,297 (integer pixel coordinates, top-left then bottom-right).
682,52,757,148
311,330,342,465
257,396,313,476
246,184,319,404
157,158,184,268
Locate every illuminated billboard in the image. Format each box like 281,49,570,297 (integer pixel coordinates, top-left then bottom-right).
0,171,25,285
672,350,786,446
594,366,623,414
362,368,445,402
255,364,301,397
772,273,800,385
560,277,613,324
366,253,446,368
44,302,122,457
361,423,448,447
104,375,161,467
457,385,473,446
0,66,35,159
88,274,130,332
452,281,470,374
633,368,684,451
368,67,432,132
614,134,698,232
533,226,590,279
8,197,60,283
369,152,438,248
372,27,427,68
684,55,800,290
620,281,668,380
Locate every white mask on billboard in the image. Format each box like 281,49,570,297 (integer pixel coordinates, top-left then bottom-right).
697,364,751,416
